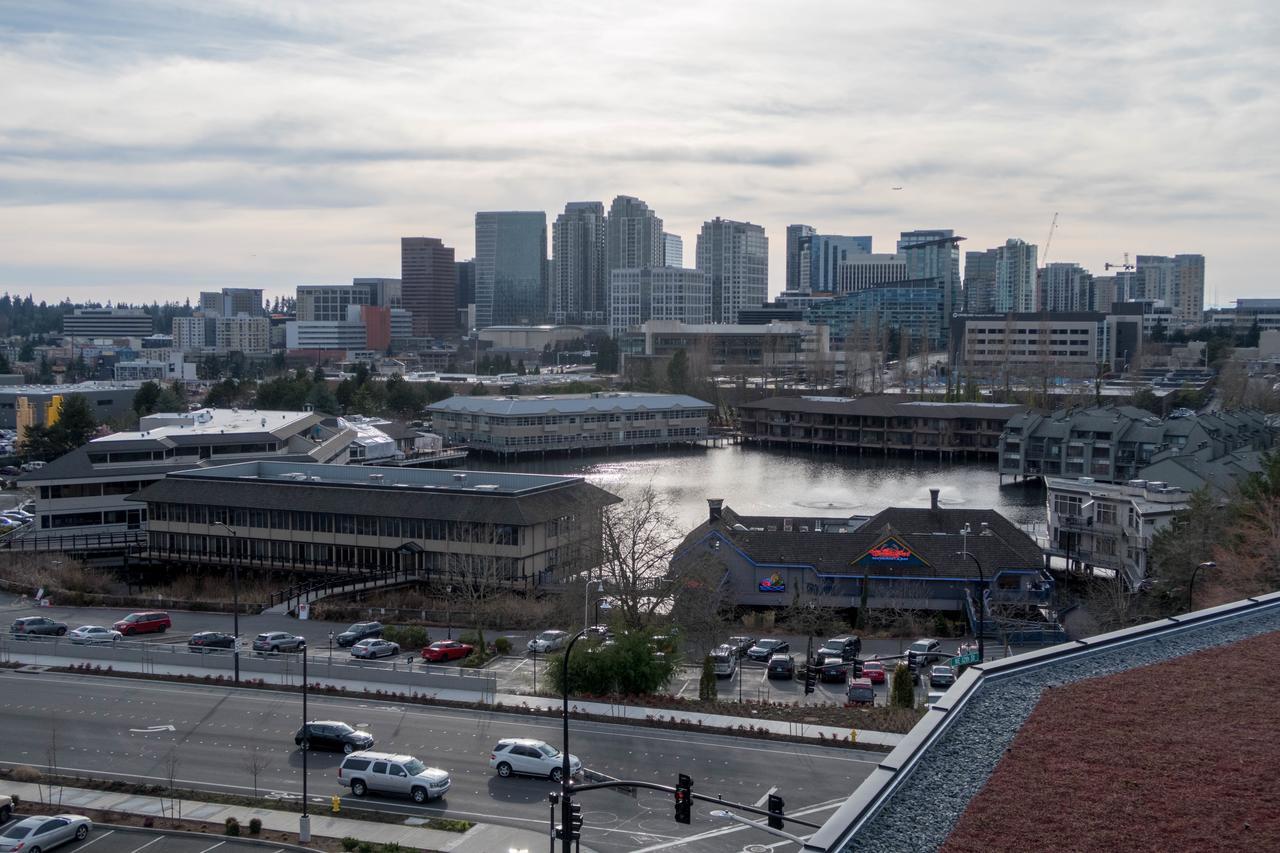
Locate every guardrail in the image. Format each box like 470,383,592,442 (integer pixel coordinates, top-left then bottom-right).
0,530,146,553
0,633,497,697
267,566,423,610
802,589,1280,852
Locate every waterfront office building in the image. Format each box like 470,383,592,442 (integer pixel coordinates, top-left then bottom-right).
696,218,769,324
475,211,548,328
427,392,713,456
62,308,154,339
18,408,356,542
738,396,1025,457
551,202,608,326
134,460,620,586
608,267,712,336
400,237,456,337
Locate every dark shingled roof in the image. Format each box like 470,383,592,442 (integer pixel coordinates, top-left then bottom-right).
738,395,1027,420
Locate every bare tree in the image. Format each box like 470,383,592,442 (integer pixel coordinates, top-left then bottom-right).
597,483,683,631
243,746,271,799
163,749,181,820
45,718,62,806
669,554,734,658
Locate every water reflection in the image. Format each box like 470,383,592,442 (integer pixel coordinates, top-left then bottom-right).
470,445,1046,530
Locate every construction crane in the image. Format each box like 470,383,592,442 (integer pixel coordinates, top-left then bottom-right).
1042,212,1059,265
1104,252,1133,271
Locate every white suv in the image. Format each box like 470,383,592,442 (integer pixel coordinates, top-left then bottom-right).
527,630,569,654
489,738,581,782
337,751,450,803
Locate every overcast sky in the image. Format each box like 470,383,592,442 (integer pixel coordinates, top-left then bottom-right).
1,1,1276,306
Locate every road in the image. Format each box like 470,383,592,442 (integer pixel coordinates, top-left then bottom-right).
0,669,876,852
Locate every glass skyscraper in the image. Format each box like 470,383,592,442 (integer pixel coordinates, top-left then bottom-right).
475,211,548,328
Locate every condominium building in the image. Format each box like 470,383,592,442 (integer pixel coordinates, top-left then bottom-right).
662,232,684,268
608,267,711,336
400,237,456,337
428,392,713,456
994,238,1038,313
172,316,209,351
62,308,154,340
696,218,769,323
475,211,548,328
1039,262,1094,312
605,196,663,276
551,202,608,325
215,315,271,354
134,461,619,585
964,248,998,313
1136,254,1205,324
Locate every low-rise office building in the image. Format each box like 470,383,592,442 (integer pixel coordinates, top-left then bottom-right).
620,320,823,372
428,392,713,456
0,381,142,431
738,396,1026,457
133,461,619,586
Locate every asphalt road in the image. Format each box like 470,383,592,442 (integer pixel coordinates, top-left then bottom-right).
0,669,877,852
0,820,298,853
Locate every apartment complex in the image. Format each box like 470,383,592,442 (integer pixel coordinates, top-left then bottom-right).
738,396,1025,457
993,238,1038,313
606,195,664,275
608,266,711,336
696,218,769,324
214,315,271,354
551,202,608,325
1135,254,1205,324
198,288,266,317
428,392,713,456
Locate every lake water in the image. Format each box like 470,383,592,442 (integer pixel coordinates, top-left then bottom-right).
473,445,1047,531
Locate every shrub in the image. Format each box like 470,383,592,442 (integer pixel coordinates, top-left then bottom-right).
248,817,261,835
11,766,40,783
698,655,717,701
357,842,375,853
547,631,676,697
381,624,429,650
426,818,474,833
380,844,404,853
224,817,240,836
341,838,360,852
494,636,511,655
891,663,916,709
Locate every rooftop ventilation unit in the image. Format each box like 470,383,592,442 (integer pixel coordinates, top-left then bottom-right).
368,473,384,481
453,473,467,481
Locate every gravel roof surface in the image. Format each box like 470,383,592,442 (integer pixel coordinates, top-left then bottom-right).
941,631,1280,853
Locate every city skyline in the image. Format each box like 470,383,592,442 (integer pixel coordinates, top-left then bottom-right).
0,2,1274,306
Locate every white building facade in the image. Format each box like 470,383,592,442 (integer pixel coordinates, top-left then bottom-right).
608,267,712,336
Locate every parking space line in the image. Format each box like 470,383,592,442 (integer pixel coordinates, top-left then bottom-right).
128,835,165,853
198,841,226,853
75,829,115,848
754,785,778,807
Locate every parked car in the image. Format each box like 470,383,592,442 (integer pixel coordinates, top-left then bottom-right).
711,644,738,677
907,638,943,670
2,509,33,521
337,750,450,802
112,611,171,636
584,624,611,640
725,636,756,658
296,720,374,754
816,635,862,664
929,665,956,689
766,653,796,679
0,793,10,823
253,631,306,653
0,814,92,851
350,638,400,659
489,738,581,782
67,625,122,644
421,640,473,662
10,616,68,637
747,638,789,662
816,657,849,682
862,660,887,684
336,621,383,648
526,630,569,654
846,678,876,706
188,631,236,652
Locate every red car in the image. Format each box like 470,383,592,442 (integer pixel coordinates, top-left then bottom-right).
421,640,474,662
112,611,171,635
862,661,886,684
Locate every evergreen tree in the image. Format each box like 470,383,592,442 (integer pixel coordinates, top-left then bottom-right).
698,655,718,701
667,350,690,394
891,663,916,708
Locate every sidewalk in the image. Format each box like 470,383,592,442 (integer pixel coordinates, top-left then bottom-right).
7,781,576,853
3,647,904,748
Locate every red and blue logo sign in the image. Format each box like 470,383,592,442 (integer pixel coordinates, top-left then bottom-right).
758,572,786,593
859,537,924,567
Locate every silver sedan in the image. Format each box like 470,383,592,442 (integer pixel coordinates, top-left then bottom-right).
350,638,400,659
67,625,123,644
0,814,92,851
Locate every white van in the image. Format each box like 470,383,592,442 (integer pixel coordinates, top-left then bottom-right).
337,751,450,803
711,645,738,677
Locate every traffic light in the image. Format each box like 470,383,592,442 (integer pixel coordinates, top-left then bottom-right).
767,793,785,830
803,663,817,695
568,802,584,839
850,657,863,679
674,773,692,824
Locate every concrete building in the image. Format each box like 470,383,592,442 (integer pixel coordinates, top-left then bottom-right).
785,224,816,292
662,232,683,268
605,195,663,277
1136,254,1205,324
428,392,713,456
62,308,153,340
964,248,998,313
477,325,592,354
994,238,1038,313
834,253,908,292
171,316,210,352
215,315,271,354
475,211,548,328
1206,297,1280,333
551,202,608,326
608,266,711,336
623,320,818,371
297,284,370,323
353,278,402,309
114,360,197,382
696,218,769,324
1039,262,1094,313
454,260,475,331
738,396,1025,457
951,312,1105,380
400,237,456,337
18,408,355,543
0,381,141,431
799,234,874,293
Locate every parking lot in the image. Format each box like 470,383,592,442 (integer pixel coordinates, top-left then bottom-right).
0,820,299,853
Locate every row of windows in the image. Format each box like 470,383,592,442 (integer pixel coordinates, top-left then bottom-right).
39,479,154,499
86,442,278,465
41,508,143,529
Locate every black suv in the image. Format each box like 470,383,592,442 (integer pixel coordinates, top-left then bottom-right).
295,720,375,754
336,621,383,648
188,631,236,652
10,616,68,637
815,635,862,681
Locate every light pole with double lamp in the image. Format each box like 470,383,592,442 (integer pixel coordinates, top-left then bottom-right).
212,520,241,684
560,627,589,853
583,577,603,629
1188,561,1217,612
958,523,986,663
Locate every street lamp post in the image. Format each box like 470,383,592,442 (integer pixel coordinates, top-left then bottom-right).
446,585,453,640
1187,561,1216,612
328,631,334,665
560,627,589,853
583,578,603,629
593,597,610,627
213,520,241,685
958,524,986,663
300,646,310,842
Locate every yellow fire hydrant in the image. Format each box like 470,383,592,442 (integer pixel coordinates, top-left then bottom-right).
331,795,341,814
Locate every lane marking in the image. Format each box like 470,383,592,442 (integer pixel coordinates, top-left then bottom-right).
754,785,778,807
129,837,164,853
71,828,114,848
198,842,227,853
629,797,845,852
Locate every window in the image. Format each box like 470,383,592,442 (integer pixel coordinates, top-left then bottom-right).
372,762,388,774
389,765,407,777
1095,502,1117,525
1053,494,1082,518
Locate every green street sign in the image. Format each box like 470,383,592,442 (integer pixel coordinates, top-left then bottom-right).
951,652,980,667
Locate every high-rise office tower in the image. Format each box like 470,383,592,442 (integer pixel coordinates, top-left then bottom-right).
898,229,963,344
786,224,816,291
696,218,769,323
454,260,476,332
800,234,874,292
353,278,402,308
551,202,607,325
606,196,663,275
963,249,998,313
663,232,684,268
475,212,548,328
400,237,456,337
994,238,1039,313
835,253,908,292
1136,254,1205,323
1039,262,1094,313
